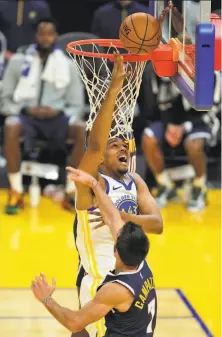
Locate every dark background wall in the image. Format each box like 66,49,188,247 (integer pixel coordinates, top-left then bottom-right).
46,0,150,34
46,0,221,35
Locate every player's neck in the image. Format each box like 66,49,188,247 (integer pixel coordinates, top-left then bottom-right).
115,265,137,274
100,166,125,181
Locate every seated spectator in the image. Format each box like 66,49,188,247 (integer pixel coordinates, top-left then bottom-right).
0,0,51,56
142,75,221,212
2,17,85,215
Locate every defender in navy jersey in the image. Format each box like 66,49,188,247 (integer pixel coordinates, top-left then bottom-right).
31,167,158,337
98,259,157,337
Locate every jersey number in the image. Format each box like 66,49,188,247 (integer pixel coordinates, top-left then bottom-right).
121,206,138,214
147,298,156,333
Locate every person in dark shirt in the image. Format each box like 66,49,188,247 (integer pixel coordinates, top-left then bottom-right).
91,0,151,40
142,74,221,212
0,0,51,54
31,167,157,337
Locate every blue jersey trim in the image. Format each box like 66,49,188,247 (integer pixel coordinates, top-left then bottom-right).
87,175,110,211
107,261,145,276
99,170,135,191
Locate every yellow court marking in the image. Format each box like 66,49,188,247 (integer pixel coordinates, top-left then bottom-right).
0,189,220,336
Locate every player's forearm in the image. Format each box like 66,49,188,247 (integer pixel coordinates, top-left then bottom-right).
93,181,124,239
87,88,117,153
120,212,163,234
43,297,80,333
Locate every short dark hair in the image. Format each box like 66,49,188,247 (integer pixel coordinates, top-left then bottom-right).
35,17,59,32
116,222,149,267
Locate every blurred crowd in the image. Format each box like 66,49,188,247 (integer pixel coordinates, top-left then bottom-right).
0,0,221,215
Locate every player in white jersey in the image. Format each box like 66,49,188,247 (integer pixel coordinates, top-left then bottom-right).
76,171,139,278
66,53,163,337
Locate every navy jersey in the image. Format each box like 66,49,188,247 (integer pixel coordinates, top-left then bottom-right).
98,260,157,337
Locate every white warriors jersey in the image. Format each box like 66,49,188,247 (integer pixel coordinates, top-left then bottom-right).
75,172,139,279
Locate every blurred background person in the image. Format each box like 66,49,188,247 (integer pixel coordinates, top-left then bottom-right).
142,74,221,212
0,0,51,59
91,0,151,40
2,18,85,215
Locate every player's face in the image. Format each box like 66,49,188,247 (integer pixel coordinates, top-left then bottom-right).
103,138,130,176
36,23,57,51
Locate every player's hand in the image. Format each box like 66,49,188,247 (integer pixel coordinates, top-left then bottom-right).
88,210,106,229
66,166,97,189
31,272,56,302
109,52,130,95
165,124,184,147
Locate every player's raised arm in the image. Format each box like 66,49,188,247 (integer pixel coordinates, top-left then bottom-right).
69,52,130,210
79,52,129,170
31,273,130,333
66,168,125,240
86,53,130,155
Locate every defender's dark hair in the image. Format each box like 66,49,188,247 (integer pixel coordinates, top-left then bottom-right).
35,17,59,32
116,222,149,267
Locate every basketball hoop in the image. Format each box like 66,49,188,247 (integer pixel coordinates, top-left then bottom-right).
67,39,177,139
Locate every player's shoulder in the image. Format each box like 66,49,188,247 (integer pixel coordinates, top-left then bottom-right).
129,172,151,193
98,173,107,190
97,281,133,304
130,172,146,185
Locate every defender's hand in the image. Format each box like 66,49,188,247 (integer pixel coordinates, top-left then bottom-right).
109,52,130,95
88,210,105,229
66,166,98,189
31,272,56,302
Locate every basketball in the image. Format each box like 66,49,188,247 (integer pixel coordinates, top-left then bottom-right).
119,12,162,55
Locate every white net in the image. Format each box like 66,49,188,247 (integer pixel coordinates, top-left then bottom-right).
67,41,146,140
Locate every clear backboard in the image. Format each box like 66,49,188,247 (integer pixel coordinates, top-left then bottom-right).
150,0,221,110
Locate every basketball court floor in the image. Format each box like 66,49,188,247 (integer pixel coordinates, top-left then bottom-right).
0,188,220,337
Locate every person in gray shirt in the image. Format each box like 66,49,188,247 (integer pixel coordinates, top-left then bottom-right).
2,18,85,215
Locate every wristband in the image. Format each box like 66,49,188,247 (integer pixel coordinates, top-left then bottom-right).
42,296,52,305
91,179,99,190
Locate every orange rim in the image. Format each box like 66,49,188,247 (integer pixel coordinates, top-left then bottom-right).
66,38,168,62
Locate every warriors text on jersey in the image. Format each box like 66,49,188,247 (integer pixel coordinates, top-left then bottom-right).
98,259,157,337
75,172,139,278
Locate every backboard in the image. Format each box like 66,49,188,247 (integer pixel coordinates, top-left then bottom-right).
150,0,221,111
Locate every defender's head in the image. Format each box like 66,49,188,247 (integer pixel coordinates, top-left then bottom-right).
114,222,149,269
35,18,58,52
100,137,130,176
